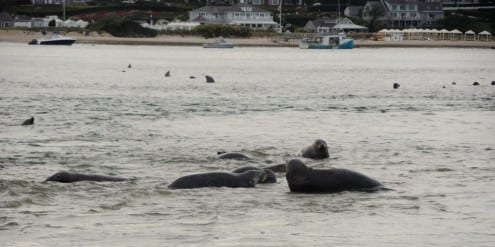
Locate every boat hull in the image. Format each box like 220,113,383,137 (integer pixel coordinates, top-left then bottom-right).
39,39,76,45
299,35,354,50
202,44,234,48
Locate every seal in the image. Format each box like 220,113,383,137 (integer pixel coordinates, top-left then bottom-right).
300,139,329,159
263,163,286,173
217,152,253,161
285,159,383,193
205,75,215,83
393,83,400,89
22,117,34,126
168,170,265,189
232,166,276,183
165,71,171,77
45,171,127,183
473,81,480,86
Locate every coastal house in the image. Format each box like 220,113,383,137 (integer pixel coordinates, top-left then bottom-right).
14,15,33,28
0,12,14,28
188,4,279,29
303,17,367,33
361,0,443,28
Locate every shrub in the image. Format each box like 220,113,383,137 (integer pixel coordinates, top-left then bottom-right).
193,24,252,38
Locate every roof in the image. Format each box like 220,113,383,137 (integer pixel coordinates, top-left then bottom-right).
191,4,270,14
0,12,13,22
14,15,31,22
344,6,363,17
308,18,339,28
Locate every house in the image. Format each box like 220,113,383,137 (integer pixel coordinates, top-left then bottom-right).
189,4,279,30
14,15,33,28
362,0,443,28
418,1,443,26
0,12,14,28
304,17,367,33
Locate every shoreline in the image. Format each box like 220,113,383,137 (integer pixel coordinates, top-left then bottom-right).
1,29,494,48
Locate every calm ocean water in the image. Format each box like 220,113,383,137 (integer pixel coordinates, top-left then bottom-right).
0,42,494,246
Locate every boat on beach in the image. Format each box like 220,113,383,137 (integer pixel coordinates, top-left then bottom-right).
28,33,76,45
203,37,234,48
299,33,354,49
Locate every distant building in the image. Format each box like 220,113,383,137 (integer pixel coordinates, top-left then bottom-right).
189,4,278,30
0,12,14,28
360,0,443,28
304,17,368,33
14,15,33,28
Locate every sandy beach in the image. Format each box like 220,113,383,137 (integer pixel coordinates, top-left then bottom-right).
1,29,494,48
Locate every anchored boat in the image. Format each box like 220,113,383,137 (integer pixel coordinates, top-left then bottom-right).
203,37,234,48
299,33,354,49
29,34,76,45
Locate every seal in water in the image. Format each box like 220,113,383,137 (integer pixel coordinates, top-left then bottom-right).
263,163,287,173
168,170,265,189
205,75,215,83
45,171,127,183
232,166,276,183
218,152,253,161
285,159,383,193
300,139,329,159
22,117,34,126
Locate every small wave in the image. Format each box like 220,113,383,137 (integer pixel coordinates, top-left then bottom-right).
99,201,127,210
0,201,22,209
0,222,19,230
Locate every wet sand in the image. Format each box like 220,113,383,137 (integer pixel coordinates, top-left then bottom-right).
1,29,494,48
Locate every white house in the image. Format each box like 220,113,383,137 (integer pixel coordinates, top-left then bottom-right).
304,17,367,33
189,4,279,30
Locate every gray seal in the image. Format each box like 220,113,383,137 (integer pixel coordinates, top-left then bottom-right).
218,152,253,161
285,159,383,193
168,170,265,189
22,117,34,126
300,139,329,159
232,166,276,183
45,171,127,183
205,75,215,83
263,163,286,173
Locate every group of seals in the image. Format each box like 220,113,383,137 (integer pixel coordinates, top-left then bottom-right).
44,139,385,194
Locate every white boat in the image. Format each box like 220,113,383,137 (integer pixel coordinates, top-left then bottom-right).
299,33,354,49
203,37,234,48
29,34,76,45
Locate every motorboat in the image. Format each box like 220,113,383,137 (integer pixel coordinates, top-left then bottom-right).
299,33,354,49
28,34,76,45
203,37,234,48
